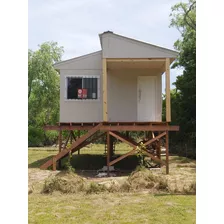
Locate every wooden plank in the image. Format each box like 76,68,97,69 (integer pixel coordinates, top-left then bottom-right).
109,131,138,147
101,126,179,131
107,132,110,175
109,149,136,166
166,131,169,174
142,149,166,165
58,130,62,169
77,130,80,154
107,58,166,62
166,58,171,122
156,138,161,168
52,157,56,171
102,58,108,121
63,131,71,149
108,132,166,167
143,132,166,146
44,124,179,131
44,125,95,131
40,123,102,170
72,132,106,154
58,130,62,152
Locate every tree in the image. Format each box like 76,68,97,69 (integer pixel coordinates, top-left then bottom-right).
28,42,64,146
168,0,196,157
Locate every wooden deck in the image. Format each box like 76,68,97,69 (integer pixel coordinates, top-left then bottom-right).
44,122,179,131
41,122,179,174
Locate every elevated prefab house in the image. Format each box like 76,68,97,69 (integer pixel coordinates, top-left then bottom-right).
41,31,179,174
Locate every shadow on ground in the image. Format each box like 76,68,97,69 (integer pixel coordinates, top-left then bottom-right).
29,154,140,175
29,156,54,168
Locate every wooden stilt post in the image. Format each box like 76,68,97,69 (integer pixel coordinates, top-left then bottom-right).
166,131,169,174
102,58,108,122
126,131,129,138
165,58,171,122
78,130,80,155
156,137,161,168
58,129,62,169
110,135,114,157
52,156,56,171
70,131,73,145
144,131,148,140
107,131,110,176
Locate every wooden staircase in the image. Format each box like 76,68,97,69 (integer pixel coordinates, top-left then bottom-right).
40,123,102,170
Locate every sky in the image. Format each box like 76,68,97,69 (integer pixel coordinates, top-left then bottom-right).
28,0,185,91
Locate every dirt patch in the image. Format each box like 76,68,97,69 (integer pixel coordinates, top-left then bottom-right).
28,168,60,194
28,168,60,185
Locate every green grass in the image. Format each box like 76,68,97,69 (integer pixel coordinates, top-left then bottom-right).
28,145,196,224
29,192,195,224
28,143,137,170
28,149,57,168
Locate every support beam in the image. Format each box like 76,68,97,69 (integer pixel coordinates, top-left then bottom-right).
71,132,106,154
126,131,129,138
70,131,76,142
52,157,56,171
107,132,110,175
109,132,166,166
58,130,62,169
142,149,165,165
100,125,179,131
102,58,108,121
156,137,161,168
143,132,166,146
40,124,102,170
165,58,171,122
63,131,71,149
44,124,179,131
109,131,137,147
77,130,80,154
166,131,169,174
107,58,166,62
109,149,136,166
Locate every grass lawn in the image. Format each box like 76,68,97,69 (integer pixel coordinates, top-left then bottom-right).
28,144,196,224
29,193,195,224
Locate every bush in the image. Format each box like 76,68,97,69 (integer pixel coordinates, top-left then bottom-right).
28,126,45,147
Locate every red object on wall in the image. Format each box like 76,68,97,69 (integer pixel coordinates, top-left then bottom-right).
82,89,87,98
78,89,83,98
77,89,88,99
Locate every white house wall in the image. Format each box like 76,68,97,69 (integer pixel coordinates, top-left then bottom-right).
54,51,102,70
101,33,178,59
107,69,162,122
59,52,103,123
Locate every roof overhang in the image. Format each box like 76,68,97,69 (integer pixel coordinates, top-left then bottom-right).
106,58,175,73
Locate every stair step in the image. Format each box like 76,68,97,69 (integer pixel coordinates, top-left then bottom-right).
40,123,102,169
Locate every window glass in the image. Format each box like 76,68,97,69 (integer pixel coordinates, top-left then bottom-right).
83,78,98,99
66,77,98,100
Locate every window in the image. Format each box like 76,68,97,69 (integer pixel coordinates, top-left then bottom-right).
65,76,99,100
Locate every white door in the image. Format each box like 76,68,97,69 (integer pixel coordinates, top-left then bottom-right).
137,76,156,121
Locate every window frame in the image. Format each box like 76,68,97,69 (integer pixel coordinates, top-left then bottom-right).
64,75,100,101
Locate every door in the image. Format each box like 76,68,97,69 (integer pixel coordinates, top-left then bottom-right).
137,76,156,121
